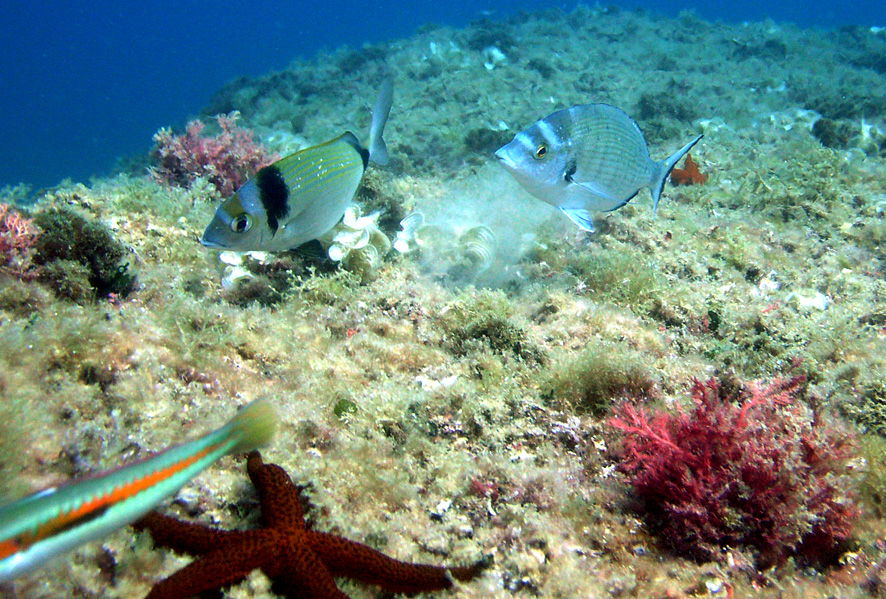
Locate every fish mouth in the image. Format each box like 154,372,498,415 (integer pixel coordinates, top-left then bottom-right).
493,148,513,168
199,236,228,250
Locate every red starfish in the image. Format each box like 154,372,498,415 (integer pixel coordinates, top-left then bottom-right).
133,451,483,599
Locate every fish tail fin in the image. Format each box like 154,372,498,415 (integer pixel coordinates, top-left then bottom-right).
367,77,393,166
651,133,703,215
226,399,277,454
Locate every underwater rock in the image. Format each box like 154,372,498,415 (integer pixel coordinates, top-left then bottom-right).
32,207,136,302
353,169,408,236
812,118,855,149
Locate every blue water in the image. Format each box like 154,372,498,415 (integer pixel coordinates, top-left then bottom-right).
1,0,881,190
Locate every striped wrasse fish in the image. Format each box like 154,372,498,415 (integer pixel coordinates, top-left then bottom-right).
200,78,394,252
0,399,276,581
495,103,702,232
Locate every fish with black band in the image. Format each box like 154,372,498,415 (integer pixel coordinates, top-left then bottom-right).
200,78,393,251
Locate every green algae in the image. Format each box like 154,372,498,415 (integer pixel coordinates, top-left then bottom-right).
859,434,886,519
437,289,545,364
32,207,136,301
543,341,657,415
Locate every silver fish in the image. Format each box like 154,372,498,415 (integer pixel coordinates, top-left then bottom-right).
495,103,702,232
200,79,393,252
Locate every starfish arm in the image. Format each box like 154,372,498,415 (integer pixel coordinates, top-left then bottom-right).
265,543,351,599
247,450,305,530
307,530,474,594
145,533,277,599
137,453,481,599
133,511,241,555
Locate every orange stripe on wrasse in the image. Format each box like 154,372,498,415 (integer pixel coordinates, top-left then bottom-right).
0,539,20,561
19,443,223,551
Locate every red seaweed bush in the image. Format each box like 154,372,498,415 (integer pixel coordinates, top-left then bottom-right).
0,203,39,279
609,376,858,568
151,112,278,197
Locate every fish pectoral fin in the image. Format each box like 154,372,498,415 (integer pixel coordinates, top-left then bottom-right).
568,178,623,205
560,207,595,232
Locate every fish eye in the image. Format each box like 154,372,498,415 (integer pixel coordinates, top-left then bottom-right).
230,214,252,233
534,144,547,160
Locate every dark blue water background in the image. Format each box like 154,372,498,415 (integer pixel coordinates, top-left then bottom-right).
1,0,881,189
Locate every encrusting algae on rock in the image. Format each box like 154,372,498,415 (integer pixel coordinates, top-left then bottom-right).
0,5,885,599
669,153,708,185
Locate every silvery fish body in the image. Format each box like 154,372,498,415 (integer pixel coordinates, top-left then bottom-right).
495,103,702,232
200,79,393,252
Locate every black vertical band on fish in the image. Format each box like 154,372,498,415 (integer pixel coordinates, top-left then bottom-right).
198,80,394,252
255,165,290,235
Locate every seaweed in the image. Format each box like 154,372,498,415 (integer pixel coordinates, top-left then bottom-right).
437,289,545,364
611,376,859,568
354,169,409,236
858,434,886,518
463,128,512,156
811,117,855,149
841,379,886,436
464,20,516,52
543,341,656,415
32,207,136,301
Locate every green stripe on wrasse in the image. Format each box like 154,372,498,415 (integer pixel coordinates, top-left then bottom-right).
0,399,276,582
200,79,394,252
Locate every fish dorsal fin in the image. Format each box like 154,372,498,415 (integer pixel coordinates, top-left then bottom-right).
559,207,595,232
367,78,393,165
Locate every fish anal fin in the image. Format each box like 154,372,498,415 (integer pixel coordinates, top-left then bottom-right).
604,189,639,212
560,207,595,232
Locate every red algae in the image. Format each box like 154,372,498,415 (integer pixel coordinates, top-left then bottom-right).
610,376,858,568
670,154,708,185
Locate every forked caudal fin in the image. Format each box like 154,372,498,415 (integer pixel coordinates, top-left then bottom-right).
367,77,394,166
650,134,703,215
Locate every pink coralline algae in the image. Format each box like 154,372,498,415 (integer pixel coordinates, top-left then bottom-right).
0,203,39,279
609,376,858,568
151,112,279,197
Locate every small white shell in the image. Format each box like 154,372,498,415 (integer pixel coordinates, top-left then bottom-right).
332,228,370,249
221,265,254,289
328,244,347,262
219,251,245,266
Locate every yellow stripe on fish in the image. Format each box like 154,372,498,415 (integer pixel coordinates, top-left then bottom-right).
200,79,394,252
